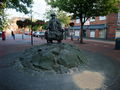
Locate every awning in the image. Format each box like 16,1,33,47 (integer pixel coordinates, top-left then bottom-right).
70,24,107,30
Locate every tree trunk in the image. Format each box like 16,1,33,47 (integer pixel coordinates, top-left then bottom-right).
79,23,84,44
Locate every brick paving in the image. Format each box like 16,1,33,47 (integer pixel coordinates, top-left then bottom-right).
0,35,46,58
0,35,120,62
0,35,120,90
65,39,120,62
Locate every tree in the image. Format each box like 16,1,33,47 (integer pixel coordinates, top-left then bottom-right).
16,20,24,28
0,0,33,31
23,19,32,28
44,9,56,20
29,20,45,31
0,9,9,31
42,21,48,30
0,0,33,14
57,11,71,27
45,0,120,43
36,20,45,27
44,9,71,26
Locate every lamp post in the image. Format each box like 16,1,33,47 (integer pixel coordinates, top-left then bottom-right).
30,5,33,45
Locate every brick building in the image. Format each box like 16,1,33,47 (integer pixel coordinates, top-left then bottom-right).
71,12,120,40
6,17,30,34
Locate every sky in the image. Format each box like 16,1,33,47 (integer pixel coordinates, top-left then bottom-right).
5,0,50,20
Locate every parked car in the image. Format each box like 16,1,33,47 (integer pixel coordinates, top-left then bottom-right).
24,31,31,35
34,31,40,37
33,31,45,38
39,31,45,39
32,31,37,37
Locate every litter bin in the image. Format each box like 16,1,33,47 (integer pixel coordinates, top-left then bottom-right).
115,38,120,50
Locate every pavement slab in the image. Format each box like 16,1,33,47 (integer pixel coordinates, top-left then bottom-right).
0,35,120,90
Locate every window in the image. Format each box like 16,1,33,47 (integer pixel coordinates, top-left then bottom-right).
76,19,80,23
116,30,120,38
117,12,120,24
99,29,106,38
90,30,95,37
118,12,120,18
99,16,106,20
90,17,95,22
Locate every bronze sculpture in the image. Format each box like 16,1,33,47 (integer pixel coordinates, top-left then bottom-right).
45,13,63,43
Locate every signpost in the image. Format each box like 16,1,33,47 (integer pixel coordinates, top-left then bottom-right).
30,5,33,45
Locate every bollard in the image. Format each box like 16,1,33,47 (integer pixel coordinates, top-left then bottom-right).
115,38,120,50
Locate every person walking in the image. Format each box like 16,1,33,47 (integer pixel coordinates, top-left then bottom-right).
2,31,6,41
11,31,15,40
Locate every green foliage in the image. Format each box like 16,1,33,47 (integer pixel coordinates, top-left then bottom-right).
16,20,24,28
46,0,120,17
23,19,32,28
42,21,48,30
31,23,38,31
32,20,45,31
57,11,71,26
0,9,9,31
0,1,6,10
0,0,33,14
35,20,45,26
44,9,71,26
16,19,46,31
44,9,56,20
0,0,33,31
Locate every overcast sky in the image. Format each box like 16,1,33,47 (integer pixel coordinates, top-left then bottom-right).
5,0,50,20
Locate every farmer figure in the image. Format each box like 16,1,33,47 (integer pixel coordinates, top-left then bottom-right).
45,13,63,43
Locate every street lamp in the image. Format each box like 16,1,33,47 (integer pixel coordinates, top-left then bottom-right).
30,5,33,45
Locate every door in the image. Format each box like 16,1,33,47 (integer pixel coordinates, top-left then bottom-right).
99,29,106,38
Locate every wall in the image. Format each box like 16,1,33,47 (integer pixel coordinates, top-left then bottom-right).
90,17,106,25
107,13,118,40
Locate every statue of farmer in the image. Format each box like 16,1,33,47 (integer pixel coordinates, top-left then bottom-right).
45,13,63,43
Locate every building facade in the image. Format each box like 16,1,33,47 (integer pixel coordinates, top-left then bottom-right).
71,12,120,40
5,17,30,34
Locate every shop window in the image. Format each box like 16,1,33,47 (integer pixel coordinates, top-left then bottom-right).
99,16,106,20
90,17,95,22
90,30,95,37
117,12,120,25
116,30,120,38
118,12,120,18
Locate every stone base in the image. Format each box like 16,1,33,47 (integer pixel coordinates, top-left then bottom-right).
16,43,87,74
